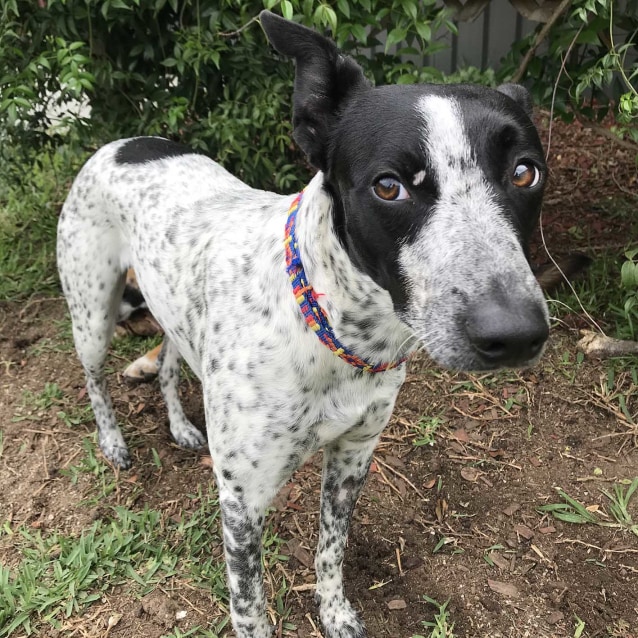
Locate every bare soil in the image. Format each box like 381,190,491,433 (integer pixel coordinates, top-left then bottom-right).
1,117,637,638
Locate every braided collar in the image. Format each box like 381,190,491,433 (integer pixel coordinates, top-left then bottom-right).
284,191,407,373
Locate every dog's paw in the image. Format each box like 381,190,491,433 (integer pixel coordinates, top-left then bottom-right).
123,353,160,382
100,442,132,469
171,417,207,449
319,598,366,638
232,616,274,638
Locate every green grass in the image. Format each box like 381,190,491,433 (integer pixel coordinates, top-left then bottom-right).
0,143,86,301
412,596,456,638
1,507,176,636
538,480,638,535
413,415,444,447
13,381,92,430
0,433,292,638
0,479,289,637
548,244,638,341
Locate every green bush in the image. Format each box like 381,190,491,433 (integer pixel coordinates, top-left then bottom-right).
0,0,455,193
500,0,637,140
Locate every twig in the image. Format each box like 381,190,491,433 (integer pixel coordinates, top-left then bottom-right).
373,461,404,500
374,455,427,500
219,15,259,37
512,0,573,83
555,538,638,554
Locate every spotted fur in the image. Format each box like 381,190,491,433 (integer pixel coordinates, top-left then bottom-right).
57,11,551,638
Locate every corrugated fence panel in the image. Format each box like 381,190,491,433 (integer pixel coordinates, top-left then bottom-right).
428,0,538,74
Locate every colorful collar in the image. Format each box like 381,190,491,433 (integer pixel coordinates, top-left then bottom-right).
284,191,407,373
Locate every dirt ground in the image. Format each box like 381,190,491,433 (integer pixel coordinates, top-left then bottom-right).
1,116,637,638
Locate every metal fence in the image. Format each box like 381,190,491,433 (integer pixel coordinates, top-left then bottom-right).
430,0,537,74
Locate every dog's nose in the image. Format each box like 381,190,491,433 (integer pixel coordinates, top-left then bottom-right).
466,299,549,367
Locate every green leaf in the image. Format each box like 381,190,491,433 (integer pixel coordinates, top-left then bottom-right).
621,260,638,289
386,26,408,52
415,21,431,42
336,0,350,19
281,0,293,20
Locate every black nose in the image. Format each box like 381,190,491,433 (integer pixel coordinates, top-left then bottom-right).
466,299,549,367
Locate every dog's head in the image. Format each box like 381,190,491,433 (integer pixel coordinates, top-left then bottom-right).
261,11,549,371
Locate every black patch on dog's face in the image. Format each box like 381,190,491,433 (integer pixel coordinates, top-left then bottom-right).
115,137,197,165
323,83,546,312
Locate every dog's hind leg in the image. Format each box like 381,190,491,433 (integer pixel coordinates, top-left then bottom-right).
315,437,380,638
157,339,206,449
57,224,131,468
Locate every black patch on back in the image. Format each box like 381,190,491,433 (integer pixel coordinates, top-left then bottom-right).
115,137,197,165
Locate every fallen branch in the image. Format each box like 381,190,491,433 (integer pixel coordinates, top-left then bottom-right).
578,330,638,358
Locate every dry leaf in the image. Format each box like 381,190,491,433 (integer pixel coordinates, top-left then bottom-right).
488,551,510,571
435,498,448,523
286,539,313,569
547,611,564,625
452,428,469,443
487,579,519,598
503,503,520,516
514,524,534,540
461,466,481,482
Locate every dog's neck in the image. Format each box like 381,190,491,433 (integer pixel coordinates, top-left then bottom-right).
292,173,416,367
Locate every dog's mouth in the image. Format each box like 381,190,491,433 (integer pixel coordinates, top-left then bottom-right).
402,288,550,372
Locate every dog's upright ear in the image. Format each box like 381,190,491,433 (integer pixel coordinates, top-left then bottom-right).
260,10,370,171
496,83,534,118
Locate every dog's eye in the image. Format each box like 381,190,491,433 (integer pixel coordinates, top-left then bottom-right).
373,177,410,201
512,163,541,188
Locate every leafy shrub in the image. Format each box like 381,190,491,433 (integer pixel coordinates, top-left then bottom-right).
500,0,637,139
0,0,455,193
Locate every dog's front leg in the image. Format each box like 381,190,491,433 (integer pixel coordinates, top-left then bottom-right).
315,437,379,638
217,477,273,638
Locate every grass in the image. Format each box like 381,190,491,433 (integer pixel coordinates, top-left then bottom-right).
0,476,291,637
538,480,638,535
412,596,456,638
0,143,87,301
413,415,444,447
548,246,638,341
1,507,176,636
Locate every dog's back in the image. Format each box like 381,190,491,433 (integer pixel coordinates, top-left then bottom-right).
59,137,289,376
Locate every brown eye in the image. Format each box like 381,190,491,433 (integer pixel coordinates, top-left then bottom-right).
512,163,541,188
373,177,410,201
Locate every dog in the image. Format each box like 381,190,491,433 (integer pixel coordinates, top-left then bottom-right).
117,253,591,382
58,11,552,638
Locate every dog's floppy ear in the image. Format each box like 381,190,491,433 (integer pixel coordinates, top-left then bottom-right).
260,10,370,171
496,83,534,118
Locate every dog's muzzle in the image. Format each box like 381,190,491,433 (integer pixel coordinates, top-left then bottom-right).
465,296,549,368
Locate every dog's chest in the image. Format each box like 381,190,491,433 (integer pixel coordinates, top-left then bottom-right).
208,337,405,454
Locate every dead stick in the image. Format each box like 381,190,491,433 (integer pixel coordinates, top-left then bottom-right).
512,0,573,83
